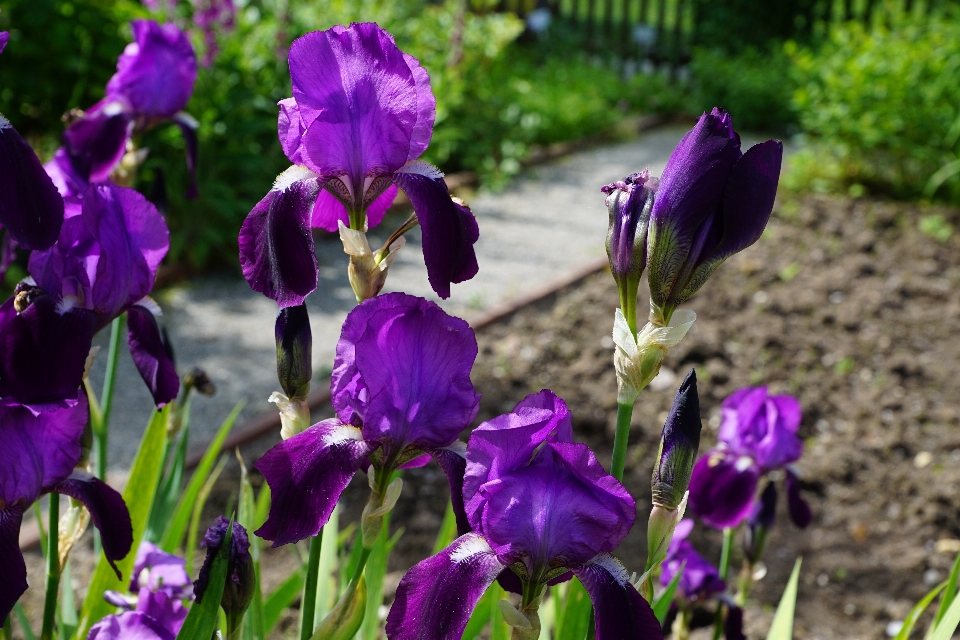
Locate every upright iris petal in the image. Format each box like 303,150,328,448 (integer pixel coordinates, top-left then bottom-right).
256,293,479,546
386,391,659,640
240,22,478,304
646,108,782,323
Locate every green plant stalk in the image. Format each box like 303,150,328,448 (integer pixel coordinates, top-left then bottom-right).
3,615,12,640
711,527,734,640
300,534,324,640
610,401,634,481
40,494,61,640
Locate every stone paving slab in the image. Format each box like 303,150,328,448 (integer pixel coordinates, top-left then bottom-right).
88,124,777,471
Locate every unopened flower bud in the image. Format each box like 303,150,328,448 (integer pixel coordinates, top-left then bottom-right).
312,574,367,640
195,517,254,632
612,307,696,404
498,598,542,640
339,221,406,303
602,170,657,332
652,369,702,510
646,492,688,573
276,303,312,401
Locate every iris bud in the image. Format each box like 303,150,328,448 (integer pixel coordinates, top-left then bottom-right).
652,369,703,509
312,575,367,640
339,221,407,303
195,517,254,634
272,304,312,439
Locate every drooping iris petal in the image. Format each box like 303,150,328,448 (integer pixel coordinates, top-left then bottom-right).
171,112,199,199
239,180,322,308
0,31,8,54
480,442,635,570
0,505,27,625
427,445,470,536
49,470,134,579
463,390,572,526
132,542,192,597
785,470,812,529
127,304,179,407
0,296,97,407
310,183,398,232
0,115,65,250
687,451,759,530
0,397,87,504
290,24,422,185
89,588,186,640
572,554,662,640
725,605,746,640
391,170,479,300
83,184,169,322
333,292,479,453
255,419,372,546
660,531,725,600
385,533,505,640
106,20,198,119
62,102,133,183
44,148,90,198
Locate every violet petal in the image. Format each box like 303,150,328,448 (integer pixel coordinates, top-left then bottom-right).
572,554,662,640
391,171,478,299
277,98,304,165
428,444,470,536
385,533,505,640
785,470,812,529
127,304,180,407
62,102,133,184
171,112,199,199
687,451,759,530
238,180,321,308
50,470,134,580
0,505,27,625
0,116,65,250
254,419,371,546
310,183,398,232
0,32,8,54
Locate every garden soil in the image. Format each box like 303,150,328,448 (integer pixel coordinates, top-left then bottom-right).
17,192,960,639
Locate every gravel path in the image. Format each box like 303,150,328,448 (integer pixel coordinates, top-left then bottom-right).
88,124,774,473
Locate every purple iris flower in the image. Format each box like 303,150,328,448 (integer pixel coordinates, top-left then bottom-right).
0,395,134,622
45,19,199,198
255,292,480,546
385,390,661,640
688,387,810,530
131,542,193,599
89,587,188,640
646,108,782,323
660,519,725,601
239,22,479,305
0,183,178,409
0,31,8,54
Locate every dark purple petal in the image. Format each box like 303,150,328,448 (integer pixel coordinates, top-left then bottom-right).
0,227,16,282
127,304,179,407
171,112,199,198
132,542,192,597
309,183,399,232
276,303,312,400
0,32,8,54
661,521,725,600
0,116,65,250
254,419,371,546
291,24,426,185
428,445,470,536
480,442,635,570
391,171,478,299
603,170,656,284
62,101,133,183
238,179,322,308
334,293,479,454
44,149,90,198
82,184,169,321
687,450,759,530
750,481,778,530
277,97,304,164
572,555,662,640
652,369,702,509
134,588,188,637
106,20,197,119
50,470,133,579
0,296,96,407
385,533,505,640
463,390,572,527
0,505,27,623
785,470,812,529
0,396,87,505
725,604,746,640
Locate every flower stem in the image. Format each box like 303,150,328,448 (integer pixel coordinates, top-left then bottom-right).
3,615,12,640
711,527,734,640
40,493,61,640
300,533,323,640
611,401,634,481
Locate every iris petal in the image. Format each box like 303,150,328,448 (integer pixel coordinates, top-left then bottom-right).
127,304,179,407
0,505,27,625
572,554,662,640
687,451,759,529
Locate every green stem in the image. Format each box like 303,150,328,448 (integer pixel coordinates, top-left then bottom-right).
3,615,12,640
40,494,61,640
711,527,734,640
610,401,634,481
736,561,753,606
300,533,324,640
350,547,373,584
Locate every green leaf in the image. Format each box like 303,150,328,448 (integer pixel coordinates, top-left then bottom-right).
146,424,190,543
176,522,234,640
894,580,945,640
254,481,272,531
74,406,170,640
489,582,511,640
461,585,495,640
360,510,398,640
14,602,36,640
766,558,802,640
554,578,592,640
310,576,366,640
432,503,459,554
185,455,229,569
930,550,960,635
653,562,685,624
315,507,340,623
264,569,305,636
160,402,242,553
238,455,264,640
59,559,78,640
930,575,960,640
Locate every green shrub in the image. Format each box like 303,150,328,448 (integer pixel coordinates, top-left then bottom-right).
788,13,960,201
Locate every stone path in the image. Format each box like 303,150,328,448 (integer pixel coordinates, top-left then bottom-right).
88,124,777,472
